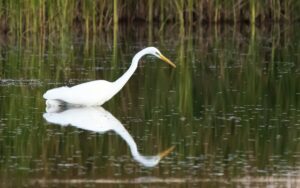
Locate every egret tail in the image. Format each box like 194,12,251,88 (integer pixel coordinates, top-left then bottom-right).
43,87,70,100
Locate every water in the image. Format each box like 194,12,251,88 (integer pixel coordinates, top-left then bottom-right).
1,25,300,187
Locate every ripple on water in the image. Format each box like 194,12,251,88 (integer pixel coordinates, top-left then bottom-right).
0,79,42,86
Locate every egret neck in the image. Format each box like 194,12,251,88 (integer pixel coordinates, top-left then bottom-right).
113,48,147,93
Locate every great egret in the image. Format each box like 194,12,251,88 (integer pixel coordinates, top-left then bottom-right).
43,47,175,106
43,106,175,167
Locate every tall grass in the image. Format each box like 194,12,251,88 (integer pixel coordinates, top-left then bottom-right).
0,0,300,36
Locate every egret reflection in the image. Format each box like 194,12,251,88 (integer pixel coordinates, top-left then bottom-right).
43,106,174,167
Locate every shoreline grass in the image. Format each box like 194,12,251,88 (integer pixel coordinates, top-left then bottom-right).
0,0,300,36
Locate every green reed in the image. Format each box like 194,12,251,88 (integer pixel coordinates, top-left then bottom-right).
1,0,300,37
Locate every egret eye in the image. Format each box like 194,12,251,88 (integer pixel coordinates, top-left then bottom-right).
155,52,160,56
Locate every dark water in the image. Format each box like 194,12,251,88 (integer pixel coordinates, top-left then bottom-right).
1,25,300,187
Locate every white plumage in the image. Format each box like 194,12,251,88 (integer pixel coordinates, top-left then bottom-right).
43,47,175,106
44,80,114,106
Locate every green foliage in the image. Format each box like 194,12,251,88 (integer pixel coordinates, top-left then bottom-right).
0,0,299,37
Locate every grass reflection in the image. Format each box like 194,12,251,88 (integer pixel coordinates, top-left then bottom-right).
0,24,300,186
177,26,193,117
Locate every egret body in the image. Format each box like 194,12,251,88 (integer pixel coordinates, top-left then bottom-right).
43,47,175,106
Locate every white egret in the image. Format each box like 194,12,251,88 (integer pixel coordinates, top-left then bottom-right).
43,47,175,106
43,106,175,167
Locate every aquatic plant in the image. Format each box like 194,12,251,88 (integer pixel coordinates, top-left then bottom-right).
0,0,299,36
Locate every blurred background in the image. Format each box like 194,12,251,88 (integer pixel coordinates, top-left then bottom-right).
1,0,300,187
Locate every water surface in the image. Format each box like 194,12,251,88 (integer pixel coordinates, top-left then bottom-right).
1,25,300,187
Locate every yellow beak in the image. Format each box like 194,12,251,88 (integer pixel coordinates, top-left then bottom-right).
159,54,176,68
158,146,175,159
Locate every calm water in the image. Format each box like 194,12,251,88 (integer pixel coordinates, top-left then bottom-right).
1,25,300,187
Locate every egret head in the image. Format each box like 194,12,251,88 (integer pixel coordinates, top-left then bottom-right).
146,47,176,68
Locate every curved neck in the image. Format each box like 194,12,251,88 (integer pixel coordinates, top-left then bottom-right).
114,123,139,156
113,49,147,91
114,123,159,167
